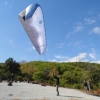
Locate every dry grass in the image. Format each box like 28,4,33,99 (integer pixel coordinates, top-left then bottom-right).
81,89,100,97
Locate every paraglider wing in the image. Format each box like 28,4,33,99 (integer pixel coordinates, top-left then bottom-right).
18,4,46,55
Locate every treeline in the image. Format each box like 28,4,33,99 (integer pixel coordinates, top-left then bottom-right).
20,61,100,90
0,58,21,81
0,58,100,90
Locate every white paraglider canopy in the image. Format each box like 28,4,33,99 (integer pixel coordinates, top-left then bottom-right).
18,4,46,55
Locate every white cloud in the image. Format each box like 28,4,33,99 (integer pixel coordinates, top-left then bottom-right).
68,53,87,62
65,22,67,25
89,48,96,60
46,48,48,51
67,43,70,46
73,42,82,46
92,60,100,64
66,32,72,38
9,40,16,47
57,43,64,48
66,23,83,38
60,53,87,62
5,2,7,5
84,18,96,24
4,2,12,8
74,26,83,32
92,27,100,34
9,40,13,44
10,5,12,8
55,55,69,59
98,14,100,17
74,22,82,26
89,53,96,59
49,59,57,62
51,51,99,63
26,46,35,51
67,41,84,49
32,46,35,50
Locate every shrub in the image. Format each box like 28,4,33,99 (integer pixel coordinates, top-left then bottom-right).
15,76,22,81
73,84,83,89
60,79,67,87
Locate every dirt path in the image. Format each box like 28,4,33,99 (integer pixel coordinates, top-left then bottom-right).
0,82,99,100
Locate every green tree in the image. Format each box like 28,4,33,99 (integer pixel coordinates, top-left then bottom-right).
0,65,5,79
4,57,21,75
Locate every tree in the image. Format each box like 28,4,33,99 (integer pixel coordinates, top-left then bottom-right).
4,57,21,75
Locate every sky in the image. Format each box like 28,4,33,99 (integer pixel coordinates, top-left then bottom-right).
0,0,100,63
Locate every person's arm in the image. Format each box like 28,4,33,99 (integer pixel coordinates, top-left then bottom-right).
52,73,57,79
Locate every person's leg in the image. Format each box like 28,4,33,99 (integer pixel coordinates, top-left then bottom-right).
56,85,59,96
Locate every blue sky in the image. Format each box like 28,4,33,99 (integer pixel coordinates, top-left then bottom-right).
0,0,100,63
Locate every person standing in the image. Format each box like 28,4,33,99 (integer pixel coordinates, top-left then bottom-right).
11,73,14,82
0,77,2,82
52,73,60,96
87,79,92,91
83,80,89,91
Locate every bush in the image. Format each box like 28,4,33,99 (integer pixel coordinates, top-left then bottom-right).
98,82,100,88
48,77,54,85
93,85,98,90
60,79,67,87
33,71,45,82
72,84,83,89
15,76,22,81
